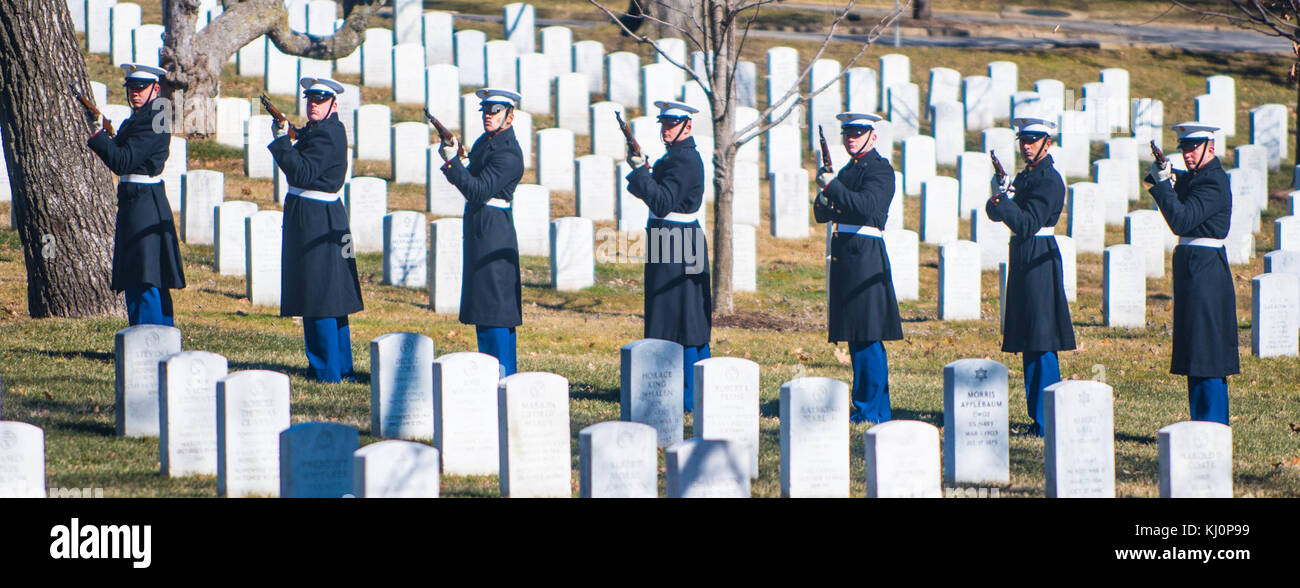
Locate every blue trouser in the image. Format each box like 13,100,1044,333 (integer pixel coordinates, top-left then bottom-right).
681,343,711,413
1023,351,1059,436
1188,376,1229,425
125,287,173,326
304,316,354,383
850,341,890,424
476,326,517,377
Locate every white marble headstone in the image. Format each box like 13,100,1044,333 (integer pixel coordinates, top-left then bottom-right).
1043,380,1115,498
159,350,228,477
1104,244,1146,328
865,420,942,498
579,421,657,498
428,217,463,314
497,371,571,498
115,325,182,438
432,352,501,476
370,332,435,440
352,440,441,498
216,370,291,498
280,422,359,498
0,422,44,498
665,439,750,498
943,358,1009,484
550,217,594,291
939,240,981,320
693,358,760,479
620,338,684,448
1158,421,1233,498
884,229,920,301
920,176,959,244
779,377,849,498
1252,273,1300,358
768,169,809,239
383,211,427,288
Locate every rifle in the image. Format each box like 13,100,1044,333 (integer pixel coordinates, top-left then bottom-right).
615,110,641,159
990,149,1008,187
259,94,296,141
423,108,467,159
1150,140,1167,168
70,83,114,137
817,125,834,173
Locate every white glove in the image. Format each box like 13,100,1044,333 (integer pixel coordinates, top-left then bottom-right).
627,153,647,169
990,174,1013,196
1147,160,1173,184
272,118,288,139
439,137,459,162
816,170,835,189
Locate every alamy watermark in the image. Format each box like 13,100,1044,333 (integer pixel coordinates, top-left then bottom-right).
593,226,707,274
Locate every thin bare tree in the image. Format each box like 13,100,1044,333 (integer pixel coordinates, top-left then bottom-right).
1170,0,1299,162
589,0,910,315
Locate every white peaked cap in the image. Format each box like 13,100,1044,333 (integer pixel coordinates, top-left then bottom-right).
120,63,166,82
836,112,883,127
654,100,699,118
1172,121,1219,140
476,88,522,107
299,77,345,95
1012,116,1057,135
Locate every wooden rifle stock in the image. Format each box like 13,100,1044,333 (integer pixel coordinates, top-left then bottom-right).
423,108,467,159
817,125,834,172
989,150,1008,185
259,94,296,141
1150,140,1167,168
615,111,641,159
70,83,114,137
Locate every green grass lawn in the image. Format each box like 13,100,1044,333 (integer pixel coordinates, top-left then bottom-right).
6,5,1298,497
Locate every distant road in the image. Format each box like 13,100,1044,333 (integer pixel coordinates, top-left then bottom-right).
452,5,1292,54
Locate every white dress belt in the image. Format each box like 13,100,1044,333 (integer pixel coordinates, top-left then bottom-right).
484,198,510,209
287,186,341,202
835,224,883,238
119,174,162,184
1034,227,1055,237
650,211,698,223
1178,236,1226,248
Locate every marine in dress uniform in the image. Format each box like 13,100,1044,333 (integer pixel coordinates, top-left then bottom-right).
625,101,711,412
438,88,525,376
87,64,186,326
813,112,903,424
268,77,364,383
1144,122,1238,425
985,116,1076,436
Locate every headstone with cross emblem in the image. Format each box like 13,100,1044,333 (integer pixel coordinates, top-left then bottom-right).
578,421,658,498
1043,380,1115,498
352,440,442,498
0,422,44,498
159,350,229,477
433,352,501,476
865,420,942,497
370,333,435,440
115,325,183,438
620,339,685,448
498,372,571,498
943,358,1009,484
280,422,360,498
779,377,850,498
1158,421,1233,498
217,370,291,498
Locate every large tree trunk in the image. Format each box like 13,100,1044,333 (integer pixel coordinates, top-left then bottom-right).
159,0,381,138
0,0,122,317
622,0,698,38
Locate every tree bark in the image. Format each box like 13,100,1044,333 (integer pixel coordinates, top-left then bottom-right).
707,0,736,316
623,0,699,38
0,0,122,317
159,0,383,138
913,0,932,20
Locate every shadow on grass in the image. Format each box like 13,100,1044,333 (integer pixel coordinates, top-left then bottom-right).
28,348,114,363
198,287,247,301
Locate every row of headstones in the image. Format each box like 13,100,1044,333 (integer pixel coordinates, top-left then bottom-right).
66,327,1237,497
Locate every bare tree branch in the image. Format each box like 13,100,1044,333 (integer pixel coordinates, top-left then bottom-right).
736,1,909,146
590,0,710,90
